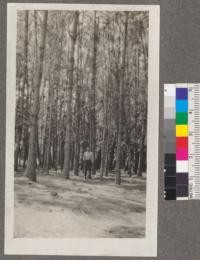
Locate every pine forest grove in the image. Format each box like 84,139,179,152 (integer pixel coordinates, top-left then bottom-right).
15,10,149,185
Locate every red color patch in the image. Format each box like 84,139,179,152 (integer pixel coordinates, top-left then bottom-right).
176,137,188,148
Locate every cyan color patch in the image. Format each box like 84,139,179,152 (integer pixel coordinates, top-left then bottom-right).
176,100,188,112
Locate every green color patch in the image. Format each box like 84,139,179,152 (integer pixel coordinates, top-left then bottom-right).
176,113,188,125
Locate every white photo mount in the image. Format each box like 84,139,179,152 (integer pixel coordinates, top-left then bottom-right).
5,3,160,257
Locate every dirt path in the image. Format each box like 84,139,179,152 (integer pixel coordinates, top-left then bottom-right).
14,172,146,238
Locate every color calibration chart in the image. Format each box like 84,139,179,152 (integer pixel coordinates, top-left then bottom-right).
164,83,200,200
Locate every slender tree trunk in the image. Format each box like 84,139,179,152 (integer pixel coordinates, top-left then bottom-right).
137,105,147,176
25,11,48,181
42,123,48,168
127,145,132,176
15,11,29,171
63,11,79,179
137,123,145,176
74,25,81,176
140,19,148,84
36,127,41,168
23,86,30,168
61,138,64,171
22,10,30,168
74,98,81,175
70,141,75,170
55,18,64,171
22,133,29,167
136,19,148,177
90,11,98,178
132,48,139,175
104,111,111,177
115,12,129,185
57,126,60,170
100,78,109,180
100,130,106,180
55,88,59,172
45,80,54,174
104,134,109,176
58,99,63,169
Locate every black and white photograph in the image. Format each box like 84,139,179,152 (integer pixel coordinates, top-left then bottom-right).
5,3,159,256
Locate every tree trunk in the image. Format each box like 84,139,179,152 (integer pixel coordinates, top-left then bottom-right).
36,127,41,168
25,11,48,181
137,105,147,176
74,25,81,176
45,80,54,174
70,141,75,170
55,19,64,171
115,12,129,185
140,19,148,84
74,109,80,175
132,48,139,175
90,11,98,178
62,11,79,179
127,145,132,176
104,120,111,177
57,99,63,169
15,11,29,171
137,123,145,176
100,130,106,181
100,77,109,181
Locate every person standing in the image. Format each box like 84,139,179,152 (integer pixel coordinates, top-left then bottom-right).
83,147,93,179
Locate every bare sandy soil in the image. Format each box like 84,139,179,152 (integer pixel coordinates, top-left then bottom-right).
14,171,146,238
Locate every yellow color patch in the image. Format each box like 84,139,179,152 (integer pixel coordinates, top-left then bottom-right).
176,125,188,137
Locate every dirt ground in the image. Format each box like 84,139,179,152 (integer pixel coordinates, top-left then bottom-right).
14,171,146,238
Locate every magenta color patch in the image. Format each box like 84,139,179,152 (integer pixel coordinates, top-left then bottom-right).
176,148,188,160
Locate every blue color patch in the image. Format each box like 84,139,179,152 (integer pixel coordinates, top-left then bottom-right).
176,100,188,112
176,88,188,99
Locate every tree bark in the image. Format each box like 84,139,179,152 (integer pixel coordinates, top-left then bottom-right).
55,17,65,171
25,11,48,181
74,22,82,176
15,11,29,171
115,12,129,185
132,48,139,175
45,80,54,174
62,11,79,179
74,87,81,175
100,75,109,180
90,11,98,178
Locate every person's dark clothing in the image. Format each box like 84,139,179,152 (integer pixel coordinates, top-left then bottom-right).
84,160,92,179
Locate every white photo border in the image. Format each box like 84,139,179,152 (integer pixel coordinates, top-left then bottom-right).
5,3,160,257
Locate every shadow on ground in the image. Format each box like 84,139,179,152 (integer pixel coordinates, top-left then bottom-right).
14,171,146,238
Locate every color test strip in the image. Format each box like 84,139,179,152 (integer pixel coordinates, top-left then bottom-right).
164,83,200,200
176,84,189,200
164,84,176,200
